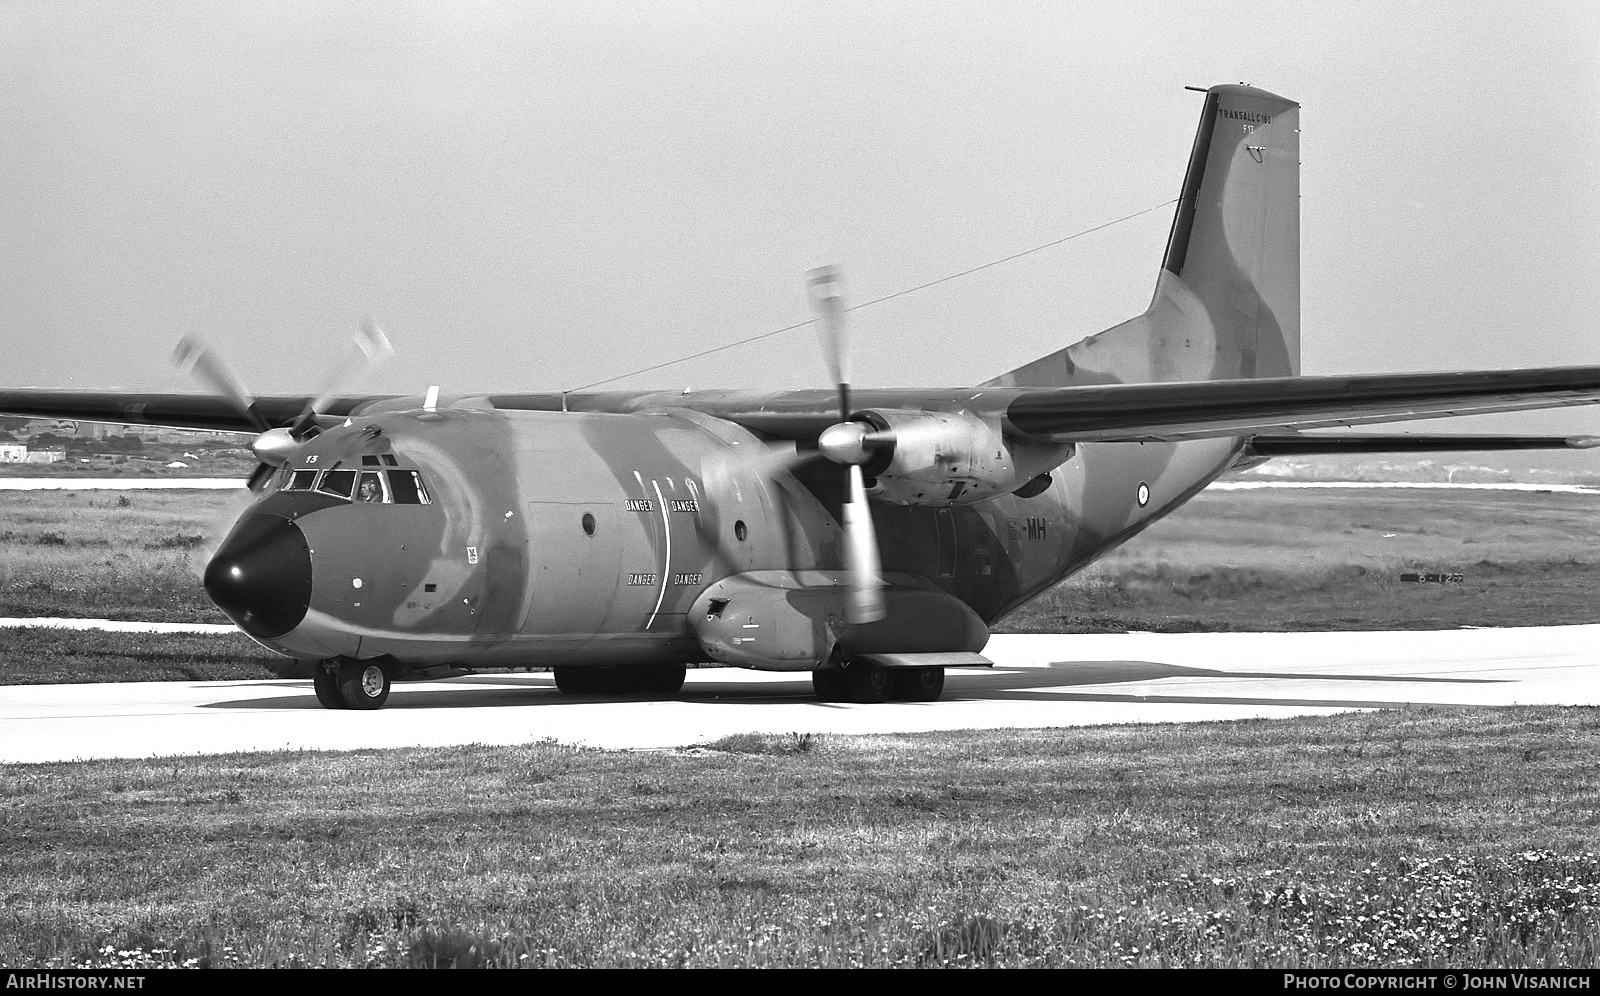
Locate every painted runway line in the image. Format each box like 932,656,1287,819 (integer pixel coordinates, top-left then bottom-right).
0,478,244,490
3,477,1596,494
1211,481,1600,493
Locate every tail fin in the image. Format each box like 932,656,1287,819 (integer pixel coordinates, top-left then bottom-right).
989,84,1300,387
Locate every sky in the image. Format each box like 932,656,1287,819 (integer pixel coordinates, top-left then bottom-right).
2,2,1597,456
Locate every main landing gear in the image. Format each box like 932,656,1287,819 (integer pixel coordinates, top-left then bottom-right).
312,658,392,710
812,659,945,703
552,665,687,697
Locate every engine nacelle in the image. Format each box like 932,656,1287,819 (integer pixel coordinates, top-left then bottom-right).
852,409,1073,506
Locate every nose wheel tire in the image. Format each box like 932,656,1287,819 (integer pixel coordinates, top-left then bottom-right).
337,660,391,710
312,663,346,709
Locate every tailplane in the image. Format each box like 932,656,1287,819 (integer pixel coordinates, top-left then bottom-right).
989,84,1300,387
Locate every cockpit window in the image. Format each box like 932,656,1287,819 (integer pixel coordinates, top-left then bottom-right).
386,469,430,504
356,472,385,503
315,469,357,499
279,466,428,504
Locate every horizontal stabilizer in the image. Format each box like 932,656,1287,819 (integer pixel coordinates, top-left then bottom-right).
855,652,993,669
1246,433,1600,456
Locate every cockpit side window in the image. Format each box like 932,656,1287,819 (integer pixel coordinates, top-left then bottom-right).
356,471,386,503
386,469,430,504
287,469,318,491
315,469,357,499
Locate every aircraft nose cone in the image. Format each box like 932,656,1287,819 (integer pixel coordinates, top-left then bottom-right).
203,513,312,640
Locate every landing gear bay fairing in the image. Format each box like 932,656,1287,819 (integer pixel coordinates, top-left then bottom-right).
7,85,1599,709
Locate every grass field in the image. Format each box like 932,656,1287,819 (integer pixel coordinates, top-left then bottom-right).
1003,489,1600,633
1,707,1596,968
2,487,1596,684
0,628,299,683
0,491,232,624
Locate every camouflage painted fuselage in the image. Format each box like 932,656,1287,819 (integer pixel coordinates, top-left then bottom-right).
226,404,1241,671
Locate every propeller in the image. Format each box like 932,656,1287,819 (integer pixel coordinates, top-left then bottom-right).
295,319,395,438
806,267,885,624
173,320,396,491
172,334,279,490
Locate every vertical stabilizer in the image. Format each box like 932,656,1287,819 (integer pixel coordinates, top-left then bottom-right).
989,84,1300,387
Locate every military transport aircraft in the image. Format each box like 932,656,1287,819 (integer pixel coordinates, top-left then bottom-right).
5,83,1600,710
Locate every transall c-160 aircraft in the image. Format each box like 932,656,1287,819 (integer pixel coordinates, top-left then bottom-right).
5,83,1599,710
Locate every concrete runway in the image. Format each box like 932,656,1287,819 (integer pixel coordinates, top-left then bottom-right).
3,625,1598,763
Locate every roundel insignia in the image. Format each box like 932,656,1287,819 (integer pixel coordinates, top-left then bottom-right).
1137,482,1150,507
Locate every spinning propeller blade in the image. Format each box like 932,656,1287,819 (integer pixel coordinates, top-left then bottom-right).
306,319,395,421
174,320,397,492
805,266,885,624
841,463,885,623
172,334,267,432
806,266,851,419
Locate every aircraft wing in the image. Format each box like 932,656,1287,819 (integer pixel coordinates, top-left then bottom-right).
999,365,1600,442
519,364,1600,445
0,391,377,434
8,365,1600,446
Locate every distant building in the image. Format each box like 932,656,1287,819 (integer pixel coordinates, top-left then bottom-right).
0,446,63,464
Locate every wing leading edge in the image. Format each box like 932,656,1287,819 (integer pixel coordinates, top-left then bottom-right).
0,391,383,434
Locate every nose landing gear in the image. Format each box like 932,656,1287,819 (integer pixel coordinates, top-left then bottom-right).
312,658,393,710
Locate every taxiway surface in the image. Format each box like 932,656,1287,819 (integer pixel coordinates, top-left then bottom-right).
3,625,1597,763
